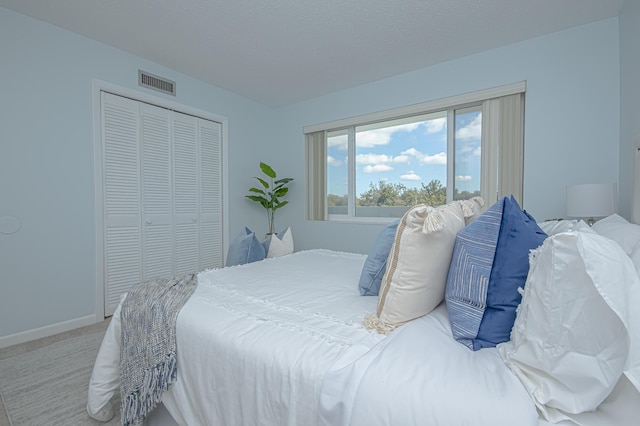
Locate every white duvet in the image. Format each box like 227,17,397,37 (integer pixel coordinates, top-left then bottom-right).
89,249,384,425
88,248,640,426
319,302,540,426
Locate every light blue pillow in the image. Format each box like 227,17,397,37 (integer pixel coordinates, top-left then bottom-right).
358,219,400,296
225,227,266,267
446,196,547,350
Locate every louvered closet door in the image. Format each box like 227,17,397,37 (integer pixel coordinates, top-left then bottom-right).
100,92,224,316
172,112,200,276
199,119,223,269
102,93,142,316
141,103,173,280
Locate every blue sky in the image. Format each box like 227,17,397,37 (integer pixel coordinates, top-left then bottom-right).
327,111,482,198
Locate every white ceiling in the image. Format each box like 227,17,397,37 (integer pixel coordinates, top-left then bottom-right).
1,0,625,107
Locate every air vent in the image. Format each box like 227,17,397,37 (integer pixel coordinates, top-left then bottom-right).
138,70,176,96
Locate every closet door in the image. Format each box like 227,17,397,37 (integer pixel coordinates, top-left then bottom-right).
141,103,173,280
172,112,200,276
100,92,224,316
102,93,142,316
199,119,223,269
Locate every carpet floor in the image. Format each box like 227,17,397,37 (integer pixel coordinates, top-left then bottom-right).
0,325,119,426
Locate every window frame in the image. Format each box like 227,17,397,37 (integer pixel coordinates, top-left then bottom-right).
304,82,526,223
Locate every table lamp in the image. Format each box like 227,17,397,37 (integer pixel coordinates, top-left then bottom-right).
566,183,617,226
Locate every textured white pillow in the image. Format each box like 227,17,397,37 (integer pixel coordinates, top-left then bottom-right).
364,201,466,334
497,230,640,423
264,227,294,258
631,245,640,278
538,219,593,236
592,214,640,255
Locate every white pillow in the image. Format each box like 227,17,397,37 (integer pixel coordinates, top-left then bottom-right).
631,245,640,278
263,227,294,258
592,214,640,255
497,230,640,423
364,201,466,334
538,219,593,236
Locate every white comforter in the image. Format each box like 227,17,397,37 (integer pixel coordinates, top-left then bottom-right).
89,249,384,425
164,249,385,425
319,302,540,426
88,248,640,426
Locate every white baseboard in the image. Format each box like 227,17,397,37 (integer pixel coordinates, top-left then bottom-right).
0,315,97,349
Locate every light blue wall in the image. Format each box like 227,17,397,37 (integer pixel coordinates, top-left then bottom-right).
0,6,627,340
619,0,640,219
275,18,621,254
0,6,274,338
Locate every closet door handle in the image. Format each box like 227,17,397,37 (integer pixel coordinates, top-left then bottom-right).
145,217,152,225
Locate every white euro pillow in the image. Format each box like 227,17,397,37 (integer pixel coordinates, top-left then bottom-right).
498,230,640,423
592,214,640,256
537,219,592,236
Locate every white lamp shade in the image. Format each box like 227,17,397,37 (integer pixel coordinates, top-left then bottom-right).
566,183,618,218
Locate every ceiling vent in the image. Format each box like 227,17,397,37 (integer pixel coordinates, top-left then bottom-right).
138,70,176,96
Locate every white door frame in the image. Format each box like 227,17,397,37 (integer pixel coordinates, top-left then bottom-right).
91,79,229,321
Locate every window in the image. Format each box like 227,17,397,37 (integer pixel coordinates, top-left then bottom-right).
305,82,525,221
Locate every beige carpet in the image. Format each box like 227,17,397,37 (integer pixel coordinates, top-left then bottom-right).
0,328,119,426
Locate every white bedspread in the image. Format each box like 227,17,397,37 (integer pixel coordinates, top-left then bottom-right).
88,248,640,426
318,302,541,426
89,249,384,425
163,249,385,425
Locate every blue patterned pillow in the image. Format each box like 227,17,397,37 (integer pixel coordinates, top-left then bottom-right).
446,198,503,349
358,219,400,296
225,227,266,267
446,196,547,350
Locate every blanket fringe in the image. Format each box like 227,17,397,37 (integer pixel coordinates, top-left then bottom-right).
121,353,178,426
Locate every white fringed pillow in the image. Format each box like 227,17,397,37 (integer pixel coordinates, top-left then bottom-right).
497,230,640,423
364,201,467,334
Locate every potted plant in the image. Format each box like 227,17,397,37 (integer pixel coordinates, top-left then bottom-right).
246,162,294,235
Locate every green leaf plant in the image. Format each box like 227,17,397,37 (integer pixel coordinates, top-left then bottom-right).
245,162,294,235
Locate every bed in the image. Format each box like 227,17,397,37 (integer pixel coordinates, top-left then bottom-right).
87,198,640,426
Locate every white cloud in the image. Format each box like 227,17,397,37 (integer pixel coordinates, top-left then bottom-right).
363,164,394,173
357,122,424,148
356,153,410,165
400,171,421,181
426,117,446,134
392,154,411,163
473,146,481,156
456,175,472,182
328,134,348,150
401,148,447,165
327,155,343,167
455,114,482,140
356,153,393,164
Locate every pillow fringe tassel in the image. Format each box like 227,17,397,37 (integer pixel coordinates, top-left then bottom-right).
423,209,445,234
363,314,395,335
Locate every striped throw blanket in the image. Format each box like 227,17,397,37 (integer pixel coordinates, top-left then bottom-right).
119,274,198,426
